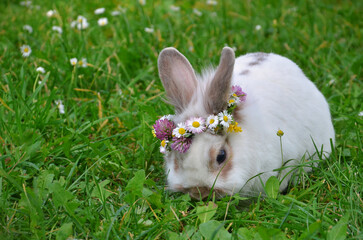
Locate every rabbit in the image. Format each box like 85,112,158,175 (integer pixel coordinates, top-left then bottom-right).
156,46,335,199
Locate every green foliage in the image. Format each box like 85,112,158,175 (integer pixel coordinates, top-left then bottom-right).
0,0,361,239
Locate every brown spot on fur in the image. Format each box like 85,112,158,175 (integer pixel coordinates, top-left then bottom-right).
248,52,268,66
221,141,233,179
174,157,179,172
240,70,250,75
208,148,217,171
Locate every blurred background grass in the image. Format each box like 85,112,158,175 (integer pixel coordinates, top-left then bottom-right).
0,0,362,239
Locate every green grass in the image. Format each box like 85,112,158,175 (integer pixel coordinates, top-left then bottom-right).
0,0,362,239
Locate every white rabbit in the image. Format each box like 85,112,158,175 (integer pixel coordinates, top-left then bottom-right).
156,47,335,199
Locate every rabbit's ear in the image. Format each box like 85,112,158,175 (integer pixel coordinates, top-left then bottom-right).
158,47,198,113
205,47,235,114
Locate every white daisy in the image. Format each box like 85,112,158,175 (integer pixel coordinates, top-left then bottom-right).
23,25,33,33
160,114,174,121
255,25,262,31
20,45,31,57
218,110,232,128
71,16,89,30
36,67,45,74
20,1,32,7
78,58,87,68
46,10,56,18
160,140,169,154
172,123,188,138
55,100,65,114
52,26,63,34
144,27,154,33
94,8,105,15
206,115,219,130
98,17,108,26
111,10,121,16
139,0,146,6
170,5,180,11
206,0,218,5
186,117,205,134
228,98,237,107
193,8,202,16
70,58,78,66
359,111,363,117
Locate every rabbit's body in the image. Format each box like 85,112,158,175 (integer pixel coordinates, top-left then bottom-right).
157,47,334,199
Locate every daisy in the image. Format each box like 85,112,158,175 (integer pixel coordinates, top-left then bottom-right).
36,67,45,74
20,1,32,7
98,17,108,26
228,98,237,107
46,10,56,17
139,0,146,5
255,25,262,31
144,27,154,33
70,58,78,66
206,0,218,5
218,110,233,128
94,8,105,15
55,100,65,114
52,26,62,34
160,114,174,121
206,115,219,130
20,45,31,57
111,10,121,16
172,123,188,138
186,117,205,134
71,16,89,30
170,5,180,11
160,140,169,154
23,25,33,33
78,58,87,68
193,8,202,16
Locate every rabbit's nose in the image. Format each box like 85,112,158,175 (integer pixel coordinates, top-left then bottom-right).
188,186,210,200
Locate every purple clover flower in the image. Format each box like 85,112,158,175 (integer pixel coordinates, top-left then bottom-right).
171,136,192,153
153,118,175,141
232,85,247,102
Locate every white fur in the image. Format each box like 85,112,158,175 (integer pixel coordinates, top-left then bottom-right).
162,50,335,197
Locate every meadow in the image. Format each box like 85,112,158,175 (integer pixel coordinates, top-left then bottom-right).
0,0,362,239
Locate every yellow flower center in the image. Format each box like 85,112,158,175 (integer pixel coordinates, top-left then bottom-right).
277,130,284,136
161,140,166,147
232,93,237,97
192,121,200,128
24,48,29,53
78,60,83,65
223,116,229,122
229,99,235,104
178,128,186,135
78,18,83,23
209,119,215,124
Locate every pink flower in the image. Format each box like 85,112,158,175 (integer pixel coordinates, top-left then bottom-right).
153,118,175,141
231,85,247,102
171,136,192,153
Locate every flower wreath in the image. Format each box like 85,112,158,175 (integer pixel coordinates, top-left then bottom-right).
152,85,246,154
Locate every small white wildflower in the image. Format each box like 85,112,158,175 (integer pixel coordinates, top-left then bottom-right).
359,111,363,117
193,8,202,16
46,10,56,18
20,45,32,57
255,25,262,31
36,67,45,74
160,115,174,121
206,115,219,130
20,1,32,7
206,0,218,5
328,79,335,85
144,27,154,33
160,140,169,154
137,218,153,226
98,17,108,26
186,117,205,134
71,16,89,30
139,0,146,6
52,26,63,34
111,10,121,16
23,25,33,33
170,5,180,11
70,58,78,66
218,110,232,128
55,100,65,114
94,8,105,15
173,123,188,138
78,58,87,68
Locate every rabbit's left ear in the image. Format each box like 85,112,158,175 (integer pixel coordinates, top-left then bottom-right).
205,47,235,114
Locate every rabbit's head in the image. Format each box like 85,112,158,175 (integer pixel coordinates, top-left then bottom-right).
155,47,249,199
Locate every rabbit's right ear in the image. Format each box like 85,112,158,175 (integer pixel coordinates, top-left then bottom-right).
158,47,197,113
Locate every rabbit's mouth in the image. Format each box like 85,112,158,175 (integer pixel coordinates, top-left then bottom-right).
182,186,226,200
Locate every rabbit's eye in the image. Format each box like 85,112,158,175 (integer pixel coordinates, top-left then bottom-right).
216,149,226,164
